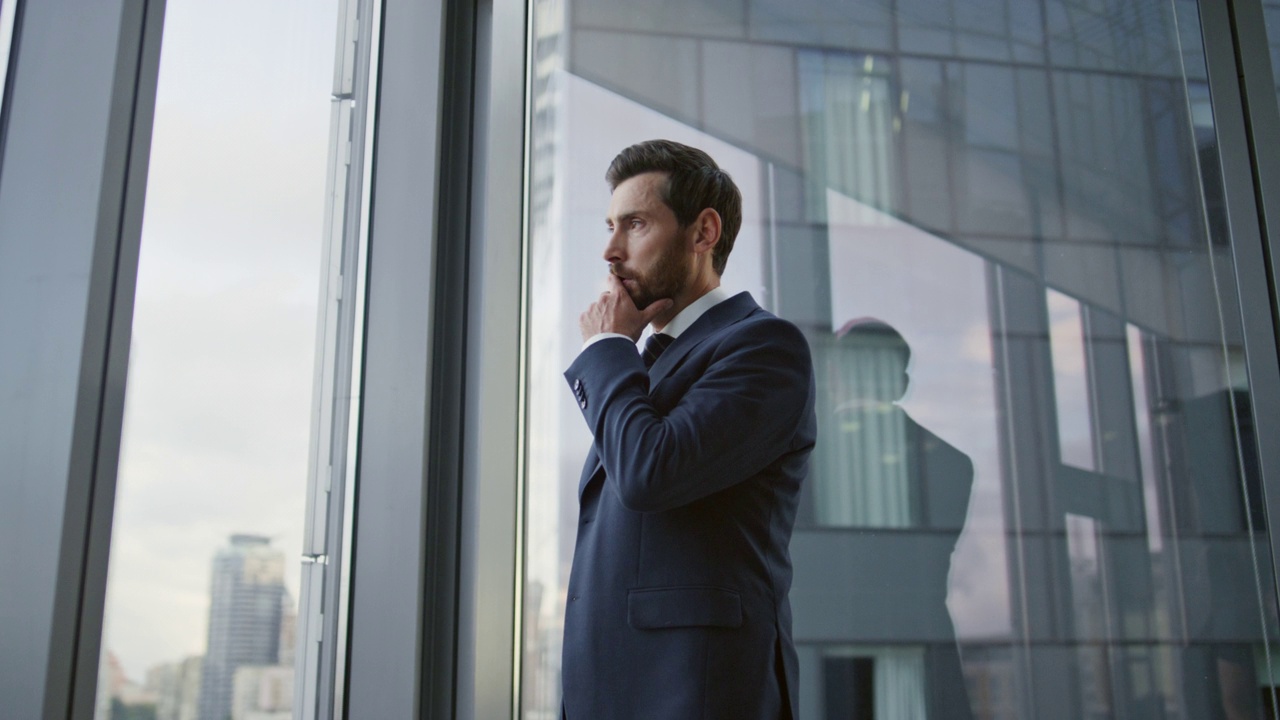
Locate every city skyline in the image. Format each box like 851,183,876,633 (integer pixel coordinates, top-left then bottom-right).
98,534,298,720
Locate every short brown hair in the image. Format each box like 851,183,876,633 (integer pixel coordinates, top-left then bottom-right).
606,140,742,275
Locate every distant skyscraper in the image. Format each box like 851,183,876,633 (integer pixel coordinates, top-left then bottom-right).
198,535,285,720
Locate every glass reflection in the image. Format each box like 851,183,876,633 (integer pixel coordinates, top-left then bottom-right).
95,3,347,720
524,0,1280,718
0,0,15,119
1263,1,1280,106
1047,289,1096,471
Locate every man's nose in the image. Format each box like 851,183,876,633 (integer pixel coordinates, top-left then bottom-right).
603,230,625,264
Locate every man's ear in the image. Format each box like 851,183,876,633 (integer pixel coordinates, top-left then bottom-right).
690,208,722,257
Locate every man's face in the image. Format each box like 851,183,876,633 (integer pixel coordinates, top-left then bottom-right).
604,172,692,310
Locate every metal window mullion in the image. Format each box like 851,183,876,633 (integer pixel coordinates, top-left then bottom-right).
1198,0,1280,647
457,0,530,716
294,0,378,718
0,0,166,718
1225,0,1280,334
343,0,454,715
316,0,377,708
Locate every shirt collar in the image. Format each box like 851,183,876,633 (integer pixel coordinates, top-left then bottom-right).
657,286,730,340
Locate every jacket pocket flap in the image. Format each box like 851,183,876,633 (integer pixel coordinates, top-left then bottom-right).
627,586,743,629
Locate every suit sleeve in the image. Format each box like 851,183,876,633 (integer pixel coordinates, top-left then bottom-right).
564,319,813,513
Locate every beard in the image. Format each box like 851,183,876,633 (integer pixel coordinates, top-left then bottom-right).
611,238,690,310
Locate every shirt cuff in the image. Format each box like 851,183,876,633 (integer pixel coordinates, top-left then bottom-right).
581,332,634,351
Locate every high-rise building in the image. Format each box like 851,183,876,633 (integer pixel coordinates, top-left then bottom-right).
197,535,285,720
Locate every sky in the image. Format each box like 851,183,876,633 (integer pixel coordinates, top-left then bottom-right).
101,0,341,682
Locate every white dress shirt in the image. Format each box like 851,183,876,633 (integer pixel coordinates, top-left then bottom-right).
581,285,731,352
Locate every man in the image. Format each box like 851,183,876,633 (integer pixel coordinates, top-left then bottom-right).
562,139,817,719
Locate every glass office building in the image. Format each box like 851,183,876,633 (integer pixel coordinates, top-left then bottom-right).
5,0,1280,718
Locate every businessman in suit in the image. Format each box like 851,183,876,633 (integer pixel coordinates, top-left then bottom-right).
562,139,817,719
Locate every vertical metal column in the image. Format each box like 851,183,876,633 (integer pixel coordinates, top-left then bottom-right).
294,0,378,718
455,0,528,716
0,0,165,718
1225,0,1280,324
1199,0,1280,639
342,0,456,716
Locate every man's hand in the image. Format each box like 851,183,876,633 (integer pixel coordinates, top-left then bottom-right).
579,274,674,342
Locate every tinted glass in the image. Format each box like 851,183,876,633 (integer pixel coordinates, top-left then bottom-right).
522,1,1280,718
0,1,15,118
1266,1,1280,106
94,3,367,720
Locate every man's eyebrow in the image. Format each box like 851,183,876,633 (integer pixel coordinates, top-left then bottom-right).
606,209,643,225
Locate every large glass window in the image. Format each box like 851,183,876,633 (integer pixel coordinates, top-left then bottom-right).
521,1,1280,718
95,2,374,720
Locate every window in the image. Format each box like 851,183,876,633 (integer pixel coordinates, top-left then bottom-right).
94,3,375,719
520,1,1280,717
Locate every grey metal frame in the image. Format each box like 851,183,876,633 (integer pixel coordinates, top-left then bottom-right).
0,0,166,718
1226,0,1280,332
1201,0,1280,634
343,0,529,714
294,0,379,718
341,0,453,715
1213,0,1280,650
456,0,529,717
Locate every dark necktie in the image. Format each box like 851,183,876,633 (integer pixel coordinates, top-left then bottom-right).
643,332,675,369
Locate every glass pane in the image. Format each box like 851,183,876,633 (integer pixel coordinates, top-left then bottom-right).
95,3,371,720
523,0,1280,718
1047,289,1096,471
1266,1,1280,106
0,0,15,119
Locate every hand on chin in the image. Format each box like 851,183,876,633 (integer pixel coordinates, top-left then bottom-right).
580,274,673,343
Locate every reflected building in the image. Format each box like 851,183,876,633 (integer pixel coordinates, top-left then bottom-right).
198,536,286,720
797,320,974,719
521,0,1280,718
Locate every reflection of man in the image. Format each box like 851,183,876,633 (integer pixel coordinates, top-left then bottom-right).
562,140,817,719
818,320,974,718
1181,389,1266,720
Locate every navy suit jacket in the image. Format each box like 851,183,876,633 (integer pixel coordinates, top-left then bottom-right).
562,291,817,719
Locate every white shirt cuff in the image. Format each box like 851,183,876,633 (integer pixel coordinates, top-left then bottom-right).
581,332,633,351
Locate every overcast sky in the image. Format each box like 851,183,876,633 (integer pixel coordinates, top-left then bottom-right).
102,0,339,682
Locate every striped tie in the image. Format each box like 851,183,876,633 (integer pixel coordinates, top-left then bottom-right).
643,333,675,369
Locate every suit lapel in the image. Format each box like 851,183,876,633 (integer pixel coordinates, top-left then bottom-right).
647,291,759,385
